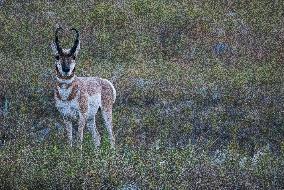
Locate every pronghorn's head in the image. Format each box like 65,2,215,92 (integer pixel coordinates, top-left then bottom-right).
51,27,80,78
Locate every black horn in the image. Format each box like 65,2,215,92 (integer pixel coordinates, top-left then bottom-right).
69,28,80,55
55,27,63,55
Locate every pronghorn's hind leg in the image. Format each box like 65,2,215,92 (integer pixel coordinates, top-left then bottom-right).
87,108,101,148
101,79,116,148
102,109,115,148
86,94,102,148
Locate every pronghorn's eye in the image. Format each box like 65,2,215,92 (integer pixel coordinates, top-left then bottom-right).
55,55,60,60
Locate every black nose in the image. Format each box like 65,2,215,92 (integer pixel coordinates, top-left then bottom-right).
62,67,70,73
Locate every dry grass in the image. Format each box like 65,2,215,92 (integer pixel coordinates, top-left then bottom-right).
0,0,283,189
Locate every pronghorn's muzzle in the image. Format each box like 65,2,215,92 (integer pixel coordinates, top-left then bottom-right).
62,65,70,73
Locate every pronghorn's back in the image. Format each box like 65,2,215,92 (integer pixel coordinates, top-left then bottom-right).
73,77,116,113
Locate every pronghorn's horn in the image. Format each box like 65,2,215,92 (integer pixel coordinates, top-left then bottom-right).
55,27,63,55
69,28,79,55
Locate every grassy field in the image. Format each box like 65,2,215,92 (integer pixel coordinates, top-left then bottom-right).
0,0,284,189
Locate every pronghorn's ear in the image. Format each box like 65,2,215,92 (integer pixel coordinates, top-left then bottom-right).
51,42,58,55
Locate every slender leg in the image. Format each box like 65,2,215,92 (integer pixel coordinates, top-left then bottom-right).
87,115,101,148
78,114,86,150
64,120,73,147
102,110,115,148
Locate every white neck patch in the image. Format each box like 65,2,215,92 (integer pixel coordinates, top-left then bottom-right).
56,76,75,84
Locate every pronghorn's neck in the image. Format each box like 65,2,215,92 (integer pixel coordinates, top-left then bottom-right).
56,75,76,86
56,74,78,101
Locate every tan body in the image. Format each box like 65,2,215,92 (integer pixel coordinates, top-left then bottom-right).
51,28,116,148
55,76,116,148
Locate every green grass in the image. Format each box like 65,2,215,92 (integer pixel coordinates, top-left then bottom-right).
1,140,283,189
0,0,284,189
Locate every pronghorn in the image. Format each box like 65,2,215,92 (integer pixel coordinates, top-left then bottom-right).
51,27,116,149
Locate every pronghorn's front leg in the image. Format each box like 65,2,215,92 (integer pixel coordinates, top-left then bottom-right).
78,113,87,150
63,119,73,147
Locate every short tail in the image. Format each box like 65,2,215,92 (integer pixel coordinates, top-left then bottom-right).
111,82,116,103
104,79,116,103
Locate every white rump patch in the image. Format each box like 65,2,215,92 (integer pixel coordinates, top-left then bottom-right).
87,94,101,117
104,79,116,103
